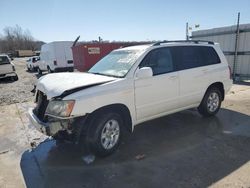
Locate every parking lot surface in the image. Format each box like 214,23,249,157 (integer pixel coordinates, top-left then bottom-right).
0,59,250,188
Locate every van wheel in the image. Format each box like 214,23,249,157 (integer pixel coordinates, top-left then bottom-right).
47,66,53,73
198,87,222,117
38,68,42,75
30,66,34,72
85,112,123,157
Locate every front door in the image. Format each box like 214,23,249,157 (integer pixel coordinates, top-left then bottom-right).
134,47,179,122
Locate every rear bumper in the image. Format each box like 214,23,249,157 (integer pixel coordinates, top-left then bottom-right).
54,67,74,72
0,72,16,78
224,79,233,94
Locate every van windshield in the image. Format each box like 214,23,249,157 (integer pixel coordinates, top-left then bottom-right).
88,50,143,78
0,56,10,65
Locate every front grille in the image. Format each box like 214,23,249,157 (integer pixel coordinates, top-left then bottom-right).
34,91,49,121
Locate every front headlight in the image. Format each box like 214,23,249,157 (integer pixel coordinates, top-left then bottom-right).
45,100,75,117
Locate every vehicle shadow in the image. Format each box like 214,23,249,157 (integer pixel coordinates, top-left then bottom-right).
20,108,250,188
234,80,250,86
34,72,47,79
0,77,17,83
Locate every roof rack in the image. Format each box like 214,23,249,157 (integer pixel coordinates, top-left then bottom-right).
152,40,214,46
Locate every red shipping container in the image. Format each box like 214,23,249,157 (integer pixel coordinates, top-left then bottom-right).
72,42,148,72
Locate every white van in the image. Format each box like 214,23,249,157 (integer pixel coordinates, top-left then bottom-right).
38,41,74,74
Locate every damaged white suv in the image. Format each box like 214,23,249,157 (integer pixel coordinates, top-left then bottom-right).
29,41,232,156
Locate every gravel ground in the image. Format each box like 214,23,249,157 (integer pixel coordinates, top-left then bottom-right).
0,58,37,106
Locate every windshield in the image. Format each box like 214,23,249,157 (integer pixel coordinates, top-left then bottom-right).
0,56,10,65
88,49,143,78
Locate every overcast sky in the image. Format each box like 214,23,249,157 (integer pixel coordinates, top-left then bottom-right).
1,0,250,42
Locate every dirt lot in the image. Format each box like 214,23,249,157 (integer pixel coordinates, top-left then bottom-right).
0,59,250,188
0,58,37,106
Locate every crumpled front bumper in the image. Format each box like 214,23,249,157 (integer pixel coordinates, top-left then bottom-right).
28,108,72,136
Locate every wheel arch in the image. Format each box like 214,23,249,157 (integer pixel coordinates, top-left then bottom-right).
206,82,225,101
87,103,133,133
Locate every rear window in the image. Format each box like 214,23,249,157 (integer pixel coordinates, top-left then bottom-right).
171,46,221,70
0,56,10,65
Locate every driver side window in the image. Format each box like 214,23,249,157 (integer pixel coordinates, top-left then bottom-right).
140,47,174,76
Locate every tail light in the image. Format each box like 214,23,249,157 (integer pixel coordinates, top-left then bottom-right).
54,60,57,66
228,66,232,79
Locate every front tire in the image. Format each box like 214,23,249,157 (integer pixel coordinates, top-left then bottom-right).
85,112,123,157
198,87,222,117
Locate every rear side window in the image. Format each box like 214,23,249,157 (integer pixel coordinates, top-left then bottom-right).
140,47,174,76
200,46,221,65
172,46,221,70
0,56,10,65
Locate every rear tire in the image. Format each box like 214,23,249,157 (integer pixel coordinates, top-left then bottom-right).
11,75,18,81
198,87,222,117
13,75,18,81
84,112,123,157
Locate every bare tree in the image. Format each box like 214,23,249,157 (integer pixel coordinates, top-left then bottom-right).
0,25,43,53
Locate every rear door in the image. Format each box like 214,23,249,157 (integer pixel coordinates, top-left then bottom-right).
173,46,217,108
0,56,12,74
54,42,73,68
54,43,66,68
134,47,179,122
64,42,73,67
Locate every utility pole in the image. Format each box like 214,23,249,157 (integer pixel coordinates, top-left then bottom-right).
233,12,240,81
186,22,189,40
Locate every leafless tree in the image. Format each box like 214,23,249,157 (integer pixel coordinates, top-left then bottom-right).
0,25,43,53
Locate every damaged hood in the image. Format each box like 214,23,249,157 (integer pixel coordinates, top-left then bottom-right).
36,72,117,99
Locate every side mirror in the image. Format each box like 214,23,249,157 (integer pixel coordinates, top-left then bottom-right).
136,67,153,78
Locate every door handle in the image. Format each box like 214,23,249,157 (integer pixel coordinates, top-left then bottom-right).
202,69,209,73
169,75,177,80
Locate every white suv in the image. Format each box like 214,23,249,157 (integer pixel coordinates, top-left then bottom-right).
26,56,40,72
29,41,232,156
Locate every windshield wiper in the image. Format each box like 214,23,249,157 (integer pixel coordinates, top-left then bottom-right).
88,72,122,78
